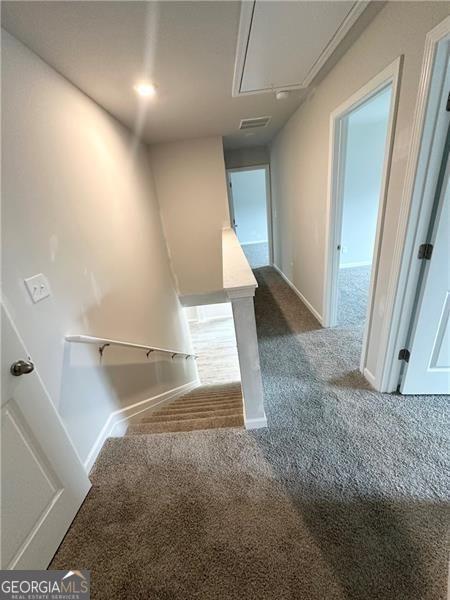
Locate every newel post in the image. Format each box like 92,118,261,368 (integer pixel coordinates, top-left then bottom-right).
227,287,267,429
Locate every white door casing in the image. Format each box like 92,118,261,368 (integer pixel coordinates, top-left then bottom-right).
378,20,450,392
1,304,91,569
322,57,402,389
400,147,450,394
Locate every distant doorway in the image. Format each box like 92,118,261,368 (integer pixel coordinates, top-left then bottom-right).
227,166,272,268
336,85,392,327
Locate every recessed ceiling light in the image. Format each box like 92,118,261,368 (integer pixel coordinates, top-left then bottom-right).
134,82,157,97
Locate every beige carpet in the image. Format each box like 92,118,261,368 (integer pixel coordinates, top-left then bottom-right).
127,382,244,434
50,431,343,599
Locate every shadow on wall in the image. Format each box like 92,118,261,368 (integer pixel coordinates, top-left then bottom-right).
57,296,196,464
59,344,194,459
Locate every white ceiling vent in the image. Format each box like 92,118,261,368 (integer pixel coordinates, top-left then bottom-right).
239,116,272,130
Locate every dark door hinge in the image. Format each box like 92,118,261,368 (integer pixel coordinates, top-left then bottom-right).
446,92,450,112
398,348,410,362
418,243,433,260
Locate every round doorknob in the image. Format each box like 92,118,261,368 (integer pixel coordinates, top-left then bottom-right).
10,360,34,376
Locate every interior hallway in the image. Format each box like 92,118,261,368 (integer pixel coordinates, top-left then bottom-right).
50,267,449,599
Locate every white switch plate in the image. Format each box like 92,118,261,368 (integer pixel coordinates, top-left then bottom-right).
24,273,51,303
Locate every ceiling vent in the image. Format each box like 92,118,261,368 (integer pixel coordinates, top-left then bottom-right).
239,116,271,130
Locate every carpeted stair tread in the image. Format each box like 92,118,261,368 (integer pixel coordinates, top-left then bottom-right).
180,384,241,397
127,414,244,434
170,390,242,400
153,404,242,416
127,383,244,435
161,398,242,411
141,407,243,423
148,403,242,417
174,393,242,402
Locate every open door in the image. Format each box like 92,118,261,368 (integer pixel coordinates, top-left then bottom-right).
227,166,271,268
400,135,450,394
1,304,91,569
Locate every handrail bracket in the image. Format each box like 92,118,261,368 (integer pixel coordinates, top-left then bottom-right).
99,343,110,357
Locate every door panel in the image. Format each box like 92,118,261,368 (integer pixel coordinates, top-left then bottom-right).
1,304,91,569
229,169,269,246
401,154,450,394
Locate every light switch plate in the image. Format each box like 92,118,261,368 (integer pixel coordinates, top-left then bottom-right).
24,273,51,303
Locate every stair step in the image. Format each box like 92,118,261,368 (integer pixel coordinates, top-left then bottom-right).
141,407,242,423
167,396,242,408
182,384,241,395
180,391,242,402
153,403,242,417
166,394,242,405
157,400,242,414
127,414,244,435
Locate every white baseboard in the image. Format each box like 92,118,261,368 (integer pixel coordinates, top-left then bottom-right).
340,261,372,269
272,264,323,325
83,379,200,472
363,367,376,389
244,415,268,429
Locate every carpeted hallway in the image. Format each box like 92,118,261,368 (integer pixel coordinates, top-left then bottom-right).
50,267,450,600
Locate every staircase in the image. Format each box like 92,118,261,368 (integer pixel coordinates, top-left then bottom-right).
127,382,244,435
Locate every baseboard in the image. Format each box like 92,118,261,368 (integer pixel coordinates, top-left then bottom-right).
83,379,200,472
272,264,323,325
244,415,268,429
340,261,372,269
363,367,376,389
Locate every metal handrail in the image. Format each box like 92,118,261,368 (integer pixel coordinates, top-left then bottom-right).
65,335,196,359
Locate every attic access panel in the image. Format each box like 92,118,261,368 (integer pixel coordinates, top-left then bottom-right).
233,0,368,96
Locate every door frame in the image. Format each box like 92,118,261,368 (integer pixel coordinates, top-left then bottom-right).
226,164,274,265
322,56,402,379
376,17,450,392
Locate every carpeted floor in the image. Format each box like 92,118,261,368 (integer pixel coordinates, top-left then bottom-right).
50,267,450,600
242,241,269,268
337,264,372,326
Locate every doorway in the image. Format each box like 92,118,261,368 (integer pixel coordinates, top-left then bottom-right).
323,58,402,379
227,165,272,268
336,85,392,327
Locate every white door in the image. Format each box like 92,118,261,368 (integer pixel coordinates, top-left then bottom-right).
228,168,269,246
1,304,91,569
401,147,450,394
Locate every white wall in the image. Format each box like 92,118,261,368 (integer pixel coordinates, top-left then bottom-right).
150,137,230,297
230,169,268,245
269,1,449,376
340,86,391,267
2,31,197,465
